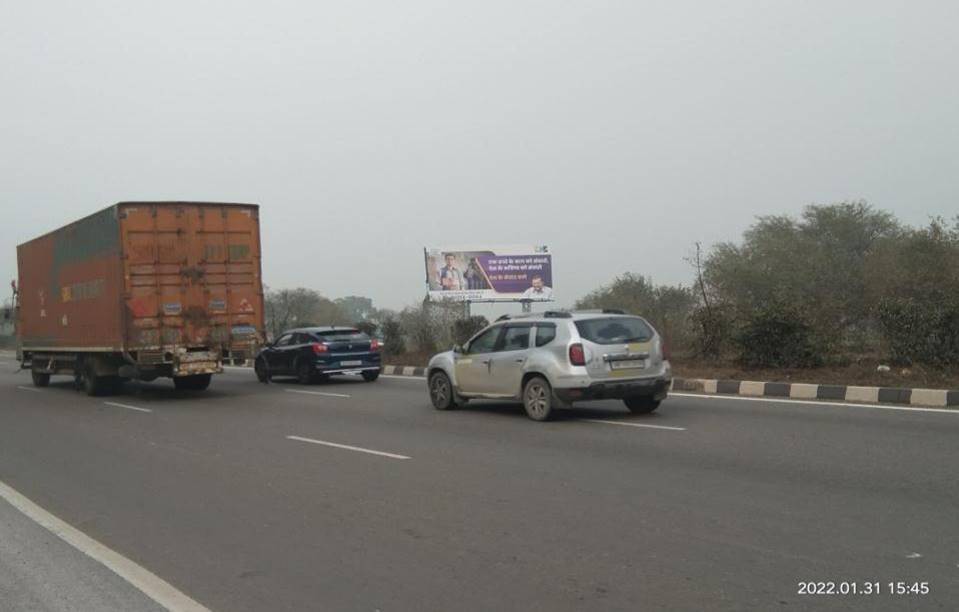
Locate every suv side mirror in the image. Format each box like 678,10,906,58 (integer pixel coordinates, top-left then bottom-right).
453,344,464,354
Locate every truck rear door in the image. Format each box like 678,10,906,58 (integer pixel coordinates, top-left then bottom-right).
119,203,263,357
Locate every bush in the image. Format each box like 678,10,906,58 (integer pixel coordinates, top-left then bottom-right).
734,302,821,368
381,318,405,355
452,316,489,345
877,298,959,366
354,321,377,337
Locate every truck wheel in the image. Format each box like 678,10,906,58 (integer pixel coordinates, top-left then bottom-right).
254,357,270,383
523,376,555,421
624,396,660,414
429,371,456,410
82,362,103,397
31,370,50,387
174,374,212,391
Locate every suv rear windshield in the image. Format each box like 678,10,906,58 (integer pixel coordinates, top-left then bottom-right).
312,330,369,342
575,317,653,344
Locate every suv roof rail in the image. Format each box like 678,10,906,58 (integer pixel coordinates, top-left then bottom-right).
495,314,511,321
543,311,572,318
573,308,628,315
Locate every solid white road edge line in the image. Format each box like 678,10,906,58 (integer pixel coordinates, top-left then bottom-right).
286,435,411,460
16,385,42,392
669,392,959,414
103,401,152,413
284,389,351,399
582,419,686,431
0,479,209,612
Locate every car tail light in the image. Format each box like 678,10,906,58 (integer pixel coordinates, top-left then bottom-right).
311,343,328,354
370,339,381,352
569,343,586,366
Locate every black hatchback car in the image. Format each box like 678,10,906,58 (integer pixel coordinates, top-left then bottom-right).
255,327,382,383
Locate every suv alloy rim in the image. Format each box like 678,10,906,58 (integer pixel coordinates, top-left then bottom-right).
431,375,449,407
525,382,548,418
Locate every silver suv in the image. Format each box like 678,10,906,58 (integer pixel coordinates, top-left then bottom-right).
426,310,672,421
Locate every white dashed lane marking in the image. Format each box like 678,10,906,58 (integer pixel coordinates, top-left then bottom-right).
286,435,410,460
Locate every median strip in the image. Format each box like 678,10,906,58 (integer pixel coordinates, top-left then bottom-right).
671,377,959,409
284,389,351,399
286,435,410,460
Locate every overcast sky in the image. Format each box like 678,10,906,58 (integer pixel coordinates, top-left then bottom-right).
2,1,957,312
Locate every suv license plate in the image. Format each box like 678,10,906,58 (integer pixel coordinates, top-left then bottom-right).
340,360,363,367
611,359,645,370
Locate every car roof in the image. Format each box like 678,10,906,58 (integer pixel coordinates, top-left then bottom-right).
284,326,360,334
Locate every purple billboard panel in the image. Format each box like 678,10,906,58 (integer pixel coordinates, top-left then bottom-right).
425,246,554,302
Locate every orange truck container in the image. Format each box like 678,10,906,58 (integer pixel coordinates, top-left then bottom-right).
16,202,264,394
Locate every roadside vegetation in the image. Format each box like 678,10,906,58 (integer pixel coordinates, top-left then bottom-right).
268,201,958,387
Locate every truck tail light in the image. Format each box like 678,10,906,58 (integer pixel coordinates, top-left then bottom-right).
569,343,586,366
370,339,381,352
312,343,329,354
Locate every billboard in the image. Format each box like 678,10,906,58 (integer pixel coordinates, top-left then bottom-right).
425,246,553,302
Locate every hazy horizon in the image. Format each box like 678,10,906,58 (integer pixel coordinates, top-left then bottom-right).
3,1,957,312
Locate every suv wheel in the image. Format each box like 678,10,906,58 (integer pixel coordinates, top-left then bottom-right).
624,396,661,414
362,371,380,382
523,376,554,421
429,371,455,410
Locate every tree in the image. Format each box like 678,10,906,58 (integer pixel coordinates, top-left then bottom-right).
335,296,374,324
264,288,350,338
575,273,696,355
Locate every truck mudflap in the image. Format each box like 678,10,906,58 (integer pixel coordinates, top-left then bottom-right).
174,350,223,376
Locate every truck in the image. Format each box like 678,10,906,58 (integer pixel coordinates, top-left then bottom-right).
16,201,265,394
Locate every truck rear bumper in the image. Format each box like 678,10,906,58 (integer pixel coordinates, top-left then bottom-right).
174,351,223,376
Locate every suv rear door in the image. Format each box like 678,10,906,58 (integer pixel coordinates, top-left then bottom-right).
574,316,657,381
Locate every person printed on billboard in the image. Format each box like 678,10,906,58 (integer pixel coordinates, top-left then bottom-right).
521,275,553,300
464,258,489,290
438,253,464,291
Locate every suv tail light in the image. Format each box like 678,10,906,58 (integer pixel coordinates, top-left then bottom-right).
370,339,381,352
661,337,671,361
569,343,586,366
312,343,329,354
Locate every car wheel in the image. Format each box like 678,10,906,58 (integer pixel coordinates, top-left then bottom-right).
31,370,50,387
429,371,455,410
296,360,314,385
362,371,380,382
254,357,270,383
174,374,212,391
523,376,554,421
624,396,661,414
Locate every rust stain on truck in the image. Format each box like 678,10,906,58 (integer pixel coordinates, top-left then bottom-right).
17,202,265,393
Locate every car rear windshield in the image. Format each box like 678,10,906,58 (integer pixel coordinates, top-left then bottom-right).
574,317,653,344
313,330,369,342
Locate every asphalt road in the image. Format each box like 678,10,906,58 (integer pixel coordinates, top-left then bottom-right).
0,356,957,611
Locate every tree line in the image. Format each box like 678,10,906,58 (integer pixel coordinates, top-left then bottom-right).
265,202,959,368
